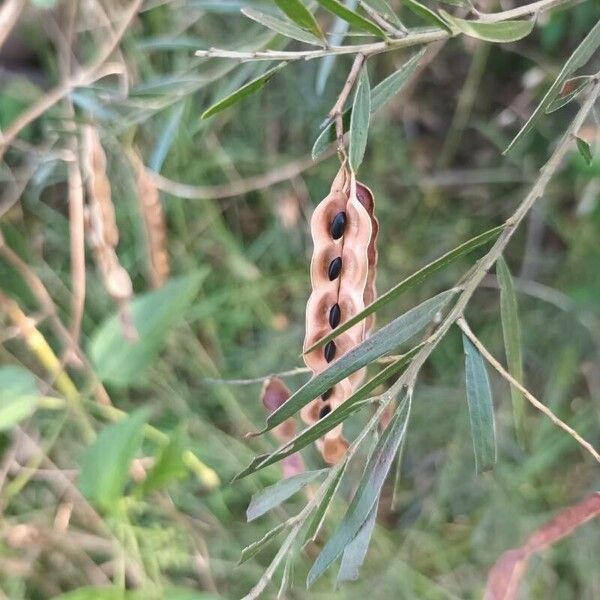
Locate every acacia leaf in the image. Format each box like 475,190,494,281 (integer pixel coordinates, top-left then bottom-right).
462,335,496,474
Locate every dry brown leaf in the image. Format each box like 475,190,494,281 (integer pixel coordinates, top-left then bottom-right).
130,151,170,288
485,492,600,600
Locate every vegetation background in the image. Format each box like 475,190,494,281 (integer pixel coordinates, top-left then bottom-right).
0,0,599,599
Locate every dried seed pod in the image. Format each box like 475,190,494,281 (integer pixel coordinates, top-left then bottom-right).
130,150,170,288
261,377,305,478
302,165,378,463
82,126,133,306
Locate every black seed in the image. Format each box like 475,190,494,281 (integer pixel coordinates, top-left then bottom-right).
329,303,341,328
328,257,342,280
322,388,333,401
319,405,331,419
330,211,346,239
324,341,336,362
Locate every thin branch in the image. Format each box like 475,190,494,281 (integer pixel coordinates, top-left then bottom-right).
0,0,142,160
195,0,580,62
458,318,600,464
329,53,365,158
475,0,576,22
150,146,335,200
359,1,407,38
0,0,25,50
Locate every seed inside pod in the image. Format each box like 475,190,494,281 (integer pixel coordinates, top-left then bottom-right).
329,303,341,328
330,211,346,240
324,340,336,362
322,388,333,401
328,257,342,280
319,405,331,419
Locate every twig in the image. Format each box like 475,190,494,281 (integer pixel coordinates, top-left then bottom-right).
0,0,25,50
330,53,365,158
195,0,579,62
359,1,407,38
150,146,335,200
458,318,600,464
0,0,142,160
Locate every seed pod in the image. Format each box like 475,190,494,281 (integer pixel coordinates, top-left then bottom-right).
130,150,170,288
82,126,133,306
261,377,305,478
302,165,378,463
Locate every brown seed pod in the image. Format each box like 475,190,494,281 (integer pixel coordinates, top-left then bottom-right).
302,165,378,464
261,377,305,478
82,126,133,305
130,150,170,288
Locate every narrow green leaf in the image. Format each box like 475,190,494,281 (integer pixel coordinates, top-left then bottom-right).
79,409,150,510
315,0,387,38
462,335,496,474
201,62,287,119
545,76,592,114
303,460,348,544
90,272,207,386
238,519,294,564
247,469,327,521
305,225,503,353
336,503,377,585
242,9,324,45
0,396,38,430
0,366,39,429
312,49,424,158
262,289,457,434
274,0,325,40
575,137,593,166
235,345,421,480
505,20,600,155
140,430,188,495
307,394,411,586
362,0,405,28
497,257,525,446
440,11,534,42
403,0,451,32
349,67,371,172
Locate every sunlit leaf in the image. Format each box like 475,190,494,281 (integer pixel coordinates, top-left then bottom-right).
497,257,525,446
315,0,387,38
0,366,40,430
349,67,371,172
201,62,287,119
274,0,324,40
505,20,600,154
440,12,534,42
307,394,411,586
90,272,207,386
260,289,456,434
242,9,324,45
246,469,327,521
79,409,150,510
462,335,496,474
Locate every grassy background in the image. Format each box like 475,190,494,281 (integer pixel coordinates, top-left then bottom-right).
0,1,599,598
